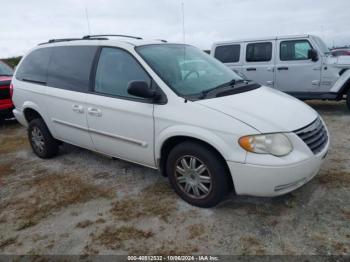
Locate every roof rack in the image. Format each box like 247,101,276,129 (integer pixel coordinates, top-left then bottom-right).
38,34,146,46
82,34,143,40
38,37,107,45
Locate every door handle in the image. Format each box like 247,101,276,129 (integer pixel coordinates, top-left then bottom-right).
72,104,84,113
277,67,289,70
266,80,274,86
267,67,274,72
246,67,256,71
88,107,102,117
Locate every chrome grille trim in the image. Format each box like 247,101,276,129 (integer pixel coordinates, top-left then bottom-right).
294,117,328,155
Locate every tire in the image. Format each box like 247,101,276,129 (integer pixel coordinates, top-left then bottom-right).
347,89,350,111
28,118,59,159
166,141,230,208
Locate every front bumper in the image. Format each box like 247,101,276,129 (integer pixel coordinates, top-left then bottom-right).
227,141,329,197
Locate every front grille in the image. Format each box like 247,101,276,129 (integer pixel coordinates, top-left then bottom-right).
0,87,10,100
294,117,328,155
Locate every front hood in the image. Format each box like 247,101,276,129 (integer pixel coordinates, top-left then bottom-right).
197,86,318,133
327,55,350,68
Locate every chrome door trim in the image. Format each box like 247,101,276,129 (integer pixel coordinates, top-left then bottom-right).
89,128,148,147
52,118,88,131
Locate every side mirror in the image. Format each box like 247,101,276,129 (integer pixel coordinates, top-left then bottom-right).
308,49,319,62
127,81,158,99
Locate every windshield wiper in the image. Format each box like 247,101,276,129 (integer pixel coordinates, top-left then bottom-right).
199,79,252,99
200,79,237,99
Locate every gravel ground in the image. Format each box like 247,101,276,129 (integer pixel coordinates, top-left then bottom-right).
0,100,349,255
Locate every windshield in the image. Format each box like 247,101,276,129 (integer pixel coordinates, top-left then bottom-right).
136,44,243,96
313,36,329,54
0,61,13,76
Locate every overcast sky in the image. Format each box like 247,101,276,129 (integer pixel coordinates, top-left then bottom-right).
1,0,349,57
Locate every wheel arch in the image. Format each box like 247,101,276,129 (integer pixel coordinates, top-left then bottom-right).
22,102,57,138
330,69,350,98
158,134,235,191
23,107,44,123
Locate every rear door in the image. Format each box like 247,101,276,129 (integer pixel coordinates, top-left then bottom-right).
275,38,322,93
86,47,155,167
45,45,98,150
242,41,275,87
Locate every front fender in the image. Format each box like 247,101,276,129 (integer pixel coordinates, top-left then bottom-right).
330,69,350,93
155,125,247,163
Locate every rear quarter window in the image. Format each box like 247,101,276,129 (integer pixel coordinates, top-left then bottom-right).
214,44,241,63
16,48,52,83
47,46,98,92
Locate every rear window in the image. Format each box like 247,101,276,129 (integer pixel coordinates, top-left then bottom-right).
214,44,240,63
246,42,272,62
16,48,52,83
47,46,98,92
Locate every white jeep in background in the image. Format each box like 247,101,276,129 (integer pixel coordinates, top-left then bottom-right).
211,35,350,109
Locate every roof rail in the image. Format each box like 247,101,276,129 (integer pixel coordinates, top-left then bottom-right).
82,34,143,40
38,38,81,45
38,37,108,45
48,38,81,43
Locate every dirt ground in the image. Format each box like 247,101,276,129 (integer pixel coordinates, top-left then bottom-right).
0,100,349,255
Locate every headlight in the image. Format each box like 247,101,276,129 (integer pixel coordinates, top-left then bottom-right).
238,133,293,156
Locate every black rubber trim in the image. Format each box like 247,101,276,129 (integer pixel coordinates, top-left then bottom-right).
215,83,261,98
287,92,338,100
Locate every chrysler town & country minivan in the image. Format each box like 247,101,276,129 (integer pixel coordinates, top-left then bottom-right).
12,35,329,207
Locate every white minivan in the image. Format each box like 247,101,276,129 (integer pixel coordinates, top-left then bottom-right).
12,35,329,207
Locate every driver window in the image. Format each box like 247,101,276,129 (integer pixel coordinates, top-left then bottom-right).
94,47,151,99
280,40,312,61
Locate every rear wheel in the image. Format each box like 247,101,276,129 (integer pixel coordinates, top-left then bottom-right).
166,141,230,208
28,118,59,159
346,89,350,110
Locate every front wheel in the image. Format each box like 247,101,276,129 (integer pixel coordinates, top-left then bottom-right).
166,141,230,208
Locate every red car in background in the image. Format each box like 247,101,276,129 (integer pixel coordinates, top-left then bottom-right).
331,49,350,56
0,61,14,121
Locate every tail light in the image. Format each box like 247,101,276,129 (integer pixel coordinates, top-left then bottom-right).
9,83,14,98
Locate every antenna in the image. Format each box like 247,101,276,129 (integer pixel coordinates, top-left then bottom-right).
85,6,91,35
181,0,185,43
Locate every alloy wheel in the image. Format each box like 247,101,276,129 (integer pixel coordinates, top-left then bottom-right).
174,155,212,199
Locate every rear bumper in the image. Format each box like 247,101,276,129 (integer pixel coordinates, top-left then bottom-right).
227,142,329,197
0,105,14,118
13,108,27,126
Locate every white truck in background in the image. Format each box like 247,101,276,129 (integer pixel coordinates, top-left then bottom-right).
211,35,350,110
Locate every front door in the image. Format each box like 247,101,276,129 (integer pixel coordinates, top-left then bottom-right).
275,39,322,93
242,41,275,88
86,47,155,167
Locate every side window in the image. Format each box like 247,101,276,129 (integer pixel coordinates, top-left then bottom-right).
246,42,272,62
16,48,52,83
214,44,241,63
47,46,98,92
280,40,312,61
94,47,151,99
